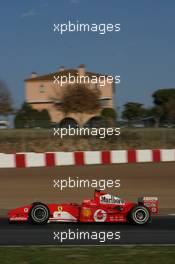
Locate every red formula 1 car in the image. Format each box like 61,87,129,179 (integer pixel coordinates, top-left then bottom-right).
8,190,158,225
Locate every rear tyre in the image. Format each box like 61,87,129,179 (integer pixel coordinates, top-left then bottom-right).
29,203,50,224
128,206,150,225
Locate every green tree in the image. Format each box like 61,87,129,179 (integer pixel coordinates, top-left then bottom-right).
166,98,175,123
38,109,51,128
150,106,164,127
14,102,51,128
0,80,13,118
152,88,175,122
153,89,175,106
122,102,146,123
14,103,32,128
101,108,117,126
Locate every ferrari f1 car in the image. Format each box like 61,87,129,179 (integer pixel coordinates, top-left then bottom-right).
8,190,158,225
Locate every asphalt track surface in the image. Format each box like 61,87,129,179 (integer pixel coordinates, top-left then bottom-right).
0,163,175,209
0,162,175,245
0,216,174,245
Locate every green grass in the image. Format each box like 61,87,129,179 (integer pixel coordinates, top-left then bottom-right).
0,246,175,264
0,128,174,152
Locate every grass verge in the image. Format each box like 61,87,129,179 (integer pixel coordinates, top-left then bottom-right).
0,246,175,264
0,128,174,152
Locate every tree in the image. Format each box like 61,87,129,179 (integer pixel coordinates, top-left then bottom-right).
14,111,27,128
153,89,175,106
152,89,175,122
15,102,35,128
54,84,101,126
14,102,51,128
166,98,175,123
150,106,164,127
0,80,13,117
101,108,117,126
38,109,51,128
122,102,146,123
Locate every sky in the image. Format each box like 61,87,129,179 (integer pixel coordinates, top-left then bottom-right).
0,0,175,112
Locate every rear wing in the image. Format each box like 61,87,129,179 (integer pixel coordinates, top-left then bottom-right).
138,197,158,213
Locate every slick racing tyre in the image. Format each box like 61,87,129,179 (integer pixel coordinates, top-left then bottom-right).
29,203,50,224
129,206,150,225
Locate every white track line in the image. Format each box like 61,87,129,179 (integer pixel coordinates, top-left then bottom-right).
168,214,175,216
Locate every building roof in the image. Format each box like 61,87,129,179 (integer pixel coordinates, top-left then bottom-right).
25,69,108,82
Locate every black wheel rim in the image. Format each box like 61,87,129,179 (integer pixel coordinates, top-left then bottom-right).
136,210,145,220
32,206,48,222
35,208,46,220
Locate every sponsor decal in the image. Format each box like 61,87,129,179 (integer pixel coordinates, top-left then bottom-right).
58,206,62,212
53,211,77,221
93,209,107,222
82,208,92,218
151,207,157,213
143,197,158,201
10,217,27,221
100,194,125,205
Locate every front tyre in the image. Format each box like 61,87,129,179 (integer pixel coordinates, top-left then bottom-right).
129,206,150,225
29,203,50,224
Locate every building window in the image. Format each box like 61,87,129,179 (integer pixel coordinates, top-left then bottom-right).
39,84,45,93
100,97,111,107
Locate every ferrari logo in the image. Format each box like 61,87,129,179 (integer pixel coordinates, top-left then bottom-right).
58,206,62,212
82,208,91,217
